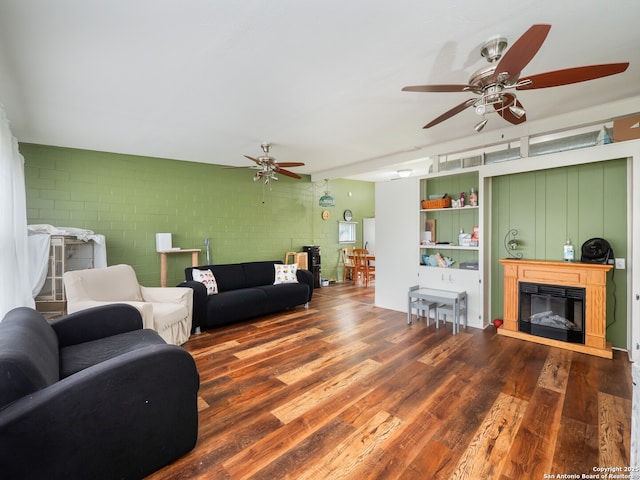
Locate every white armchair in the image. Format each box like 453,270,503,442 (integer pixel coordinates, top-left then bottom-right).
63,264,193,345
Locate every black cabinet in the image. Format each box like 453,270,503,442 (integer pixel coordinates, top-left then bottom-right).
303,245,321,288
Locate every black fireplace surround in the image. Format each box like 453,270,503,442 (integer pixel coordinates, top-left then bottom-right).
518,282,586,344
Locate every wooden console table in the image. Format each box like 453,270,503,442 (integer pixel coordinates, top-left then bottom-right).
499,259,613,358
158,249,201,287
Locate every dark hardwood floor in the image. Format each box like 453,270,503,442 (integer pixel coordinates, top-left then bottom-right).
147,282,632,480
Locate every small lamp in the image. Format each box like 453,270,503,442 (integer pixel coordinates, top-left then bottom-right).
318,179,335,207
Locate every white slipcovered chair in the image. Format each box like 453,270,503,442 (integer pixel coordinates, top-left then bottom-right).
63,264,193,345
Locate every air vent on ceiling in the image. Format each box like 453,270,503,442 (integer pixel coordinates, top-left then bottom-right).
485,147,521,164
463,156,483,168
529,130,600,157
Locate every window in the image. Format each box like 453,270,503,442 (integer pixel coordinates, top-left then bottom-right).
338,222,357,244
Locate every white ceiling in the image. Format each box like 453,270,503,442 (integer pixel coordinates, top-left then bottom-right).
0,0,638,182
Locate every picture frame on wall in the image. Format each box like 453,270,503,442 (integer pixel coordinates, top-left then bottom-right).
338,221,357,244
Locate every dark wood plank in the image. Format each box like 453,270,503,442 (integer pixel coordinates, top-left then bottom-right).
499,386,564,479
146,282,632,480
551,416,599,474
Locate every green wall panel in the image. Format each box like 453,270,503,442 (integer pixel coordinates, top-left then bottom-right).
22,144,374,287
490,159,628,349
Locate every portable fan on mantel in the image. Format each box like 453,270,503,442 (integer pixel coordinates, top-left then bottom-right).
402,24,629,132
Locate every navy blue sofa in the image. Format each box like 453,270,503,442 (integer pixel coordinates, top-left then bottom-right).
0,304,199,480
180,260,313,330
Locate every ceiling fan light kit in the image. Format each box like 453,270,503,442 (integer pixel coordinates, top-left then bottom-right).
474,118,488,133
508,104,526,119
402,24,629,132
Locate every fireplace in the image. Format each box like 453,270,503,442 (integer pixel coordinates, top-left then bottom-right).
518,282,585,344
499,259,613,358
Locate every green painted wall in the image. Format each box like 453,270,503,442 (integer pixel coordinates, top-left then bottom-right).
22,144,375,287
490,159,628,349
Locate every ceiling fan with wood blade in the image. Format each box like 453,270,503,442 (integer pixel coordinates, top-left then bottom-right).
234,143,305,184
402,24,629,132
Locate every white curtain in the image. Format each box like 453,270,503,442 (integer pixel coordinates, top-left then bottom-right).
0,104,33,318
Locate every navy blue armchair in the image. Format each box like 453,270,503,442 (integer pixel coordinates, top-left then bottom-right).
0,304,199,479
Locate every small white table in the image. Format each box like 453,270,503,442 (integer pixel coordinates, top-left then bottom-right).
407,285,468,334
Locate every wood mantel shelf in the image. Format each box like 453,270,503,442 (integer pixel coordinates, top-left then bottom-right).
498,259,613,358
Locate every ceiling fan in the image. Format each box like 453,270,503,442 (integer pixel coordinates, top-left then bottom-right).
238,143,305,184
402,24,629,132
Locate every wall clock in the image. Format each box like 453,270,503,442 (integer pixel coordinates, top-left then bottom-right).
321,210,330,220
343,209,353,221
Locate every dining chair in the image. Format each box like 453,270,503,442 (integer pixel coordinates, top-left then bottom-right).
353,248,375,287
341,247,355,282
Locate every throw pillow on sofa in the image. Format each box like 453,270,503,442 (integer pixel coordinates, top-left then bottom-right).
192,268,218,295
274,264,298,285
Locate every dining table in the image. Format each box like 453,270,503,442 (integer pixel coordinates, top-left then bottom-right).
348,252,375,286
348,253,375,262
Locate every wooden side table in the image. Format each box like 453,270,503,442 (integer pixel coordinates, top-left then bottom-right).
158,249,201,287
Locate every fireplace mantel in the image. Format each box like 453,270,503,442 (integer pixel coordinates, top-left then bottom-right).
499,259,613,358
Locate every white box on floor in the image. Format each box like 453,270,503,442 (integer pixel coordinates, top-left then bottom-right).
155,233,172,252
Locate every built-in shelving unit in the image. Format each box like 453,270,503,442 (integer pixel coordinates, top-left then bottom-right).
417,170,484,328
419,172,480,268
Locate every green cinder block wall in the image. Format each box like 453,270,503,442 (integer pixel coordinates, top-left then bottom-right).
22,144,375,287
490,159,628,349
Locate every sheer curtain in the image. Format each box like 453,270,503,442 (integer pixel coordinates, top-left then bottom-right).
0,104,33,318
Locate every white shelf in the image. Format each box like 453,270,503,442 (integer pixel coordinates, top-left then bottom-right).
420,206,479,213
418,265,479,273
420,245,479,251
